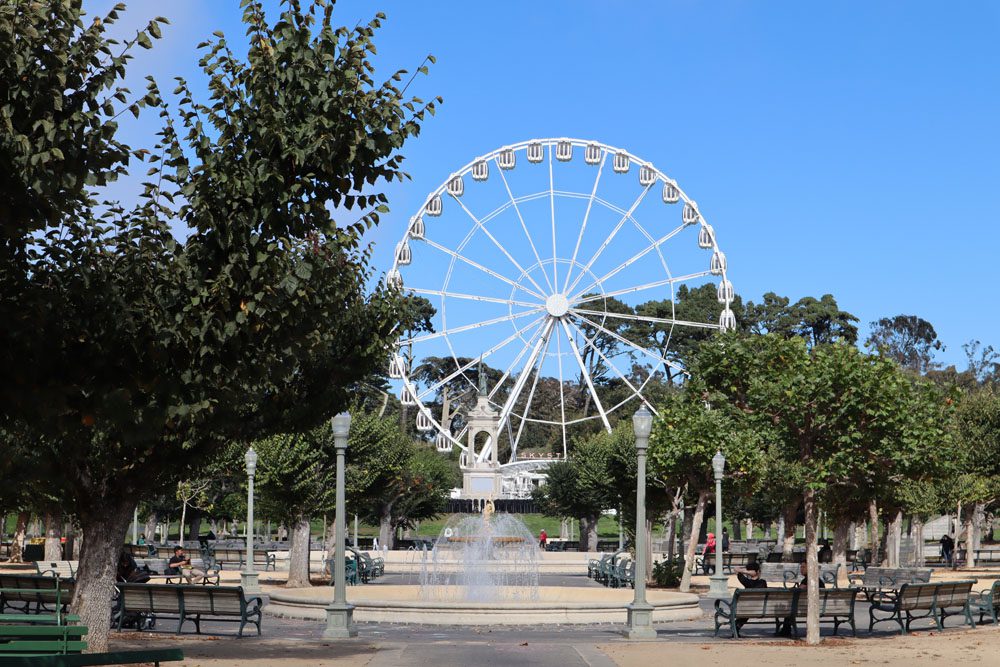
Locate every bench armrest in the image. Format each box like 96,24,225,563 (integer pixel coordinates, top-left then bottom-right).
714,598,733,619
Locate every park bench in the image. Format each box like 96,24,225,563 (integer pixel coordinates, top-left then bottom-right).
868,580,976,634
0,580,182,666
588,549,627,585
325,557,359,586
201,548,275,571
971,579,1000,625
722,552,758,574
115,583,263,637
35,562,77,580
126,544,155,558
759,563,840,588
848,567,931,603
0,575,74,615
597,550,629,587
714,587,859,638
608,558,635,589
349,548,384,581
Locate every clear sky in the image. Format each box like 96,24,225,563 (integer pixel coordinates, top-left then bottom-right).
94,0,1000,371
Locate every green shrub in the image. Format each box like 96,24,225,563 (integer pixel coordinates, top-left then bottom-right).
651,557,685,587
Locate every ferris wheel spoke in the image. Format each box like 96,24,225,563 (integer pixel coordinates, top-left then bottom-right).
493,158,555,294
407,287,540,310
562,150,607,293
423,237,546,301
555,320,568,459
573,308,721,331
400,307,545,346
510,326,555,460
572,270,714,306
450,194,550,299
565,318,658,416
416,314,546,401
569,310,688,376
570,222,688,298
487,318,556,463
558,318,612,433
549,144,559,288
487,316,550,405
564,182,654,296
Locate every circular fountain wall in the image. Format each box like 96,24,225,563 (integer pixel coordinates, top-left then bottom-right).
267,509,701,625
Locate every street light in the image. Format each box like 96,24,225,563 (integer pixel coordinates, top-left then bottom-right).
707,450,728,599
324,412,357,638
625,405,656,639
241,447,260,594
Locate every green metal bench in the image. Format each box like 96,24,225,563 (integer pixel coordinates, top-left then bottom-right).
0,574,74,615
869,580,976,634
34,562,77,580
115,583,262,637
971,579,1000,626
325,557,359,585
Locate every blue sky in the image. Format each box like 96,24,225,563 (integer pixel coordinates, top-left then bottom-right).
95,0,1000,371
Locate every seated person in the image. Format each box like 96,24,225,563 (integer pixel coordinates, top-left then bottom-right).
702,532,717,574
166,546,206,584
116,550,150,583
736,561,767,589
818,539,833,563
778,562,825,636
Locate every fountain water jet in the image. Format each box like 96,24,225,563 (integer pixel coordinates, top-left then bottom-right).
420,500,539,602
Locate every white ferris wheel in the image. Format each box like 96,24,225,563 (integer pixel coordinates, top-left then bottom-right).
387,138,734,466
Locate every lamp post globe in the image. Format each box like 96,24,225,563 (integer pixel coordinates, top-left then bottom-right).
625,405,657,639
324,411,357,638
707,450,729,599
240,446,260,594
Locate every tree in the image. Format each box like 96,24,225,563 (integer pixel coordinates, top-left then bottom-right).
866,314,944,374
0,2,437,650
175,479,213,549
254,427,337,587
692,333,954,643
952,387,1000,567
534,431,619,552
344,413,456,549
647,391,763,591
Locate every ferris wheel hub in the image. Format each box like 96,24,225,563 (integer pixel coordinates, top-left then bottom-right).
545,293,570,318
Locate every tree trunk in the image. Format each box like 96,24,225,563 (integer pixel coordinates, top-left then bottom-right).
143,511,158,545
378,508,395,551
781,502,798,562
886,510,903,568
63,521,77,561
178,503,187,548
679,505,693,561
286,517,312,588
323,517,337,574
679,489,708,593
44,512,62,561
868,500,880,565
578,515,599,553
972,502,986,551
832,518,850,569
746,519,754,540
804,488,820,645
731,517,742,541
71,502,133,653
913,517,926,567
11,511,28,563
665,512,677,561
644,519,653,584
189,511,203,543
963,504,978,570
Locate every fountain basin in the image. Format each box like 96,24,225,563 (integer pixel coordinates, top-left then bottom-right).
266,585,702,625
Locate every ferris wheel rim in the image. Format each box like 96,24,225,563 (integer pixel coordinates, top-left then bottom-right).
389,138,734,461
